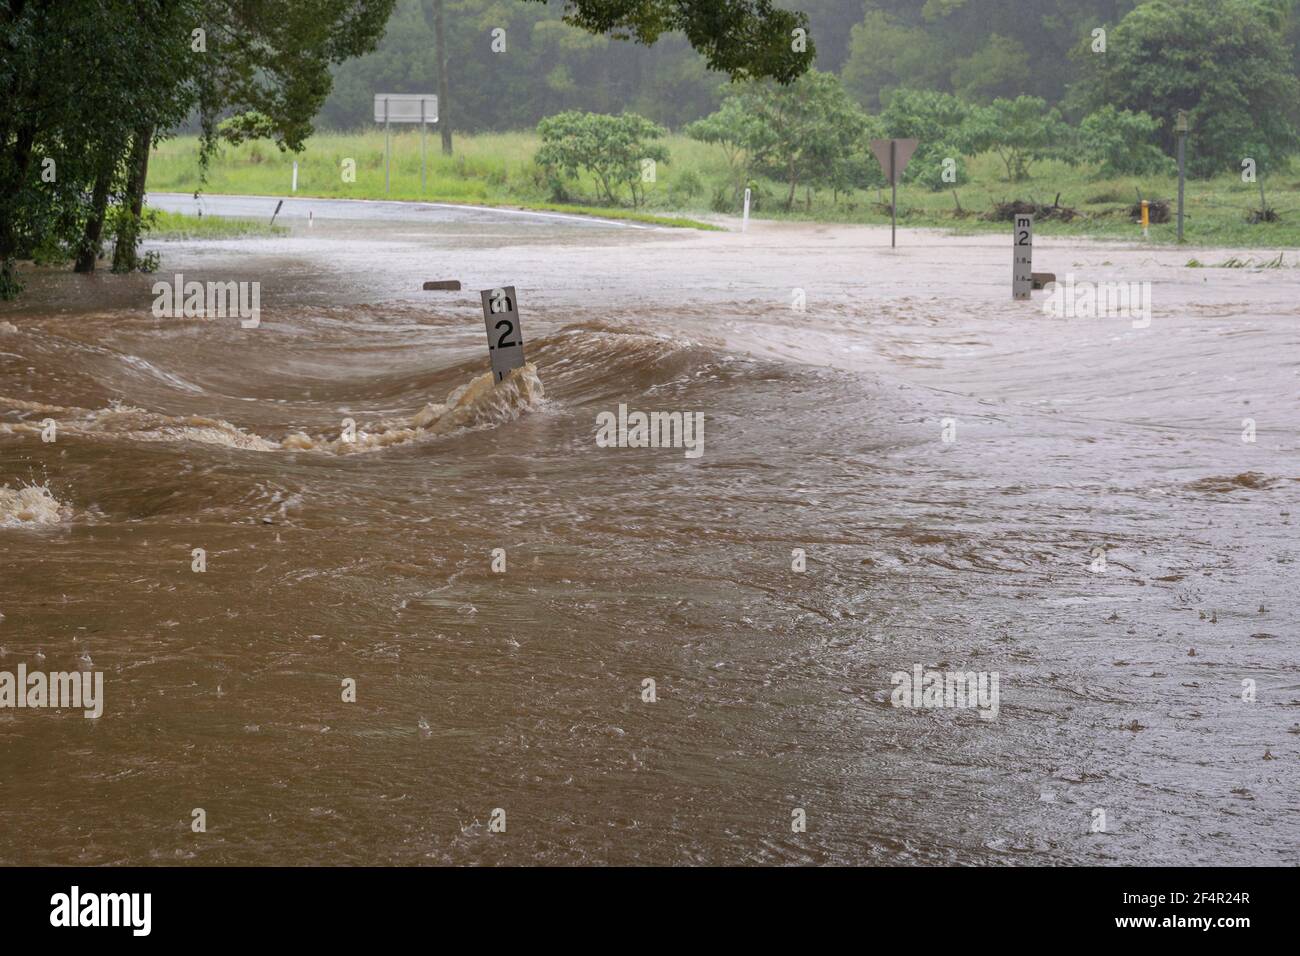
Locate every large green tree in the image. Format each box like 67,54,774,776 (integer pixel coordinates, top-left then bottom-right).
0,0,398,295
321,0,815,133
535,0,813,82
1072,0,1300,176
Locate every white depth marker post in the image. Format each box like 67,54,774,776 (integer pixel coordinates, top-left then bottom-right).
742,188,751,232
480,286,525,383
1013,213,1033,300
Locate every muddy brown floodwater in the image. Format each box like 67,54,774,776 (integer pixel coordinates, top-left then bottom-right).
1,194,1297,865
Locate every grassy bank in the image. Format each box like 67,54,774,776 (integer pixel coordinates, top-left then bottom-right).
148,131,1300,246
149,209,287,239
148,131,718,230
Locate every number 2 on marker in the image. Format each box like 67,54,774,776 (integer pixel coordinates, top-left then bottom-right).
493,319,517,350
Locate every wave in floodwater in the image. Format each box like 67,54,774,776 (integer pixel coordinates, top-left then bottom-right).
283,363,544,452
0,363,544,455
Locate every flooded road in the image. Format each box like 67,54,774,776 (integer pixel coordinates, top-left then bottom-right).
1,194,1297,865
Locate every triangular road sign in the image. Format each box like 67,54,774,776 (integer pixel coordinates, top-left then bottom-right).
869,138,919,184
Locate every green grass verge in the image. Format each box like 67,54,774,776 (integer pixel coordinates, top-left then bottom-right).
148,131,1300,246
148,131,717,230
149,209,287,239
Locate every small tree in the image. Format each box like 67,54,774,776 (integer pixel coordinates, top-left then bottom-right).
830,120,887,201
1077,107,1174,177
684,97,762,205
964,96,1071,181
880,89,976,191
695,70,869,211
535,111,669,206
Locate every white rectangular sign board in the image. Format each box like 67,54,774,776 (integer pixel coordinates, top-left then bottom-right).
1013,214,1033,300
374,94,438,124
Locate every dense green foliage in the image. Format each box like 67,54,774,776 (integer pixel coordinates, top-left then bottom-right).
962,96,1073,182
527,0,813,82
1,0,817,297
1076,106,1173,177
689,71,876,210
8,0,1300,295
536,111,669,204
320,0,1300,185
322,0,726,132
878,89,974,189
1073,0,1300,177
0,0,397,297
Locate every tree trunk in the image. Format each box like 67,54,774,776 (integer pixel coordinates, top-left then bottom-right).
112,125,153,273
75,157,114,274
428,0,452,155
0,1,36,294
0,123,37,266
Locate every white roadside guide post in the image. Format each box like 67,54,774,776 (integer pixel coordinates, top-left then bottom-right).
868,138,919,248
291,161,298,193
480,286,526,384
742,187,751,232
1013,213,1033,300
373,94,439,195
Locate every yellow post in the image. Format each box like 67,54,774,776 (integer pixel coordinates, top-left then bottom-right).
1141,199,1150,238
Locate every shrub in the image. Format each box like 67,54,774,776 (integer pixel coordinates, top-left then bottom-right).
535,111,669,207
1077,107,1174,177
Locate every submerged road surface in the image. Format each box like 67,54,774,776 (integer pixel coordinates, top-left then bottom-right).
148,191,649,228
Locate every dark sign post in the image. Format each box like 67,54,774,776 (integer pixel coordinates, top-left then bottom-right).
869,138,919,248
1174,110,1189,243
480,286,526,383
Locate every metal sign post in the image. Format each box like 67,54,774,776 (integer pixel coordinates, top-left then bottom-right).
373,94,439,196
1174,110,1189,243
869,138,919,248
1013,214,1033,300
480,286,526,383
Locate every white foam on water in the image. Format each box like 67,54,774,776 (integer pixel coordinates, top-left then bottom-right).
282,362,544,453
0,482,68,527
